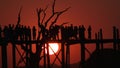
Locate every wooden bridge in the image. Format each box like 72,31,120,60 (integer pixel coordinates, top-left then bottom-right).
0,25,120,68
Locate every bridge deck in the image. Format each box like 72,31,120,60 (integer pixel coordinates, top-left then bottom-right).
1,39,120,46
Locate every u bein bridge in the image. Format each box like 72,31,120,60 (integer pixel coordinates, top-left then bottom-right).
0,23,120,68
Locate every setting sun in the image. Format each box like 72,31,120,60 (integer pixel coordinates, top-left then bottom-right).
45,43,59,55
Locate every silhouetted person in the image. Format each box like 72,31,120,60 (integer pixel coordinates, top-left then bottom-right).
113,26,117,39
99,28,103,50
39,23,48,39
95,33,100,50
14,24,19,40
79,25,85,40
3,26,9,40
8,24,14,41
18,25,23,40
61,26,66,40
28,26,31,41
15,25,20,40
49,26,55,40
116,28,119,39
116,29,120,49
78,25,82,39
99,29,103,38
24,26,31,41
113,26,117,50
88,25,92,39
95,33,98,40
24,26,28,41
61,26,69,40
21,25,25,40
69,24,78,40
49,25,60,40
73,26,78,39
0,25,2,39
32,26,36,40
54,25,60,40
69,24,74,39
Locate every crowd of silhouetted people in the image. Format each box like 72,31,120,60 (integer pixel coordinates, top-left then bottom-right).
0,24,37,42
0,24,93,43
1,23,120,43
61,24,92,41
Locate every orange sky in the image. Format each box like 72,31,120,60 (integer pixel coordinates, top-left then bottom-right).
0,0,120,67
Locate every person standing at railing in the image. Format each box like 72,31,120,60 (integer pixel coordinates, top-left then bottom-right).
88,25,92,39
79,25,86,40
73,26,78,40
32,26,36,40
26,26,31,41
0,25,2,39
3,26,9,40
113,26,117,50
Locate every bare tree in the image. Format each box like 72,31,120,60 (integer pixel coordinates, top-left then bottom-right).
18,0,70,68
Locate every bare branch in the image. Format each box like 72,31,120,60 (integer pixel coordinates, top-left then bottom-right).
52,0,56,14
36,8,42,21
49,7,71,27
36,8,43,27
49,13,59,28
41,12,46,24
44,0,57,28
44,5,49,12
58,7,71,14
16,6,22,27
41,5,48,24
60,22,69,26
44,13,56,28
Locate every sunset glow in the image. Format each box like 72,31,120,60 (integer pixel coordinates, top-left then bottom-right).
45,43,59,55
1,0,120,67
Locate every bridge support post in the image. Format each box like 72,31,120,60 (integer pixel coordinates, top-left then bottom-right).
26,44,29,68
61,43,65,68
1,43,8,68
99,29,103,50
44,44,47,68
12,43,16,68
95,33,100,52
80,41,85,68
46,43,51,68
66,45,70,68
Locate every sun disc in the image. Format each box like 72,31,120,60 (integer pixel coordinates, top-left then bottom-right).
45,43,59,55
